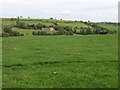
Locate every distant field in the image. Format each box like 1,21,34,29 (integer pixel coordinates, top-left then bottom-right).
2,20,16,26
2,18,88,28
2,35,118,88
12,28,39,36
97,23,118,31
58,22,89,28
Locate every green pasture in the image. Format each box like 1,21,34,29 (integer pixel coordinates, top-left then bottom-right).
2,35,118,88
97,23,118,31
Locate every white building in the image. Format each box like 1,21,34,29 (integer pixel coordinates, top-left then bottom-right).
41,27,55,31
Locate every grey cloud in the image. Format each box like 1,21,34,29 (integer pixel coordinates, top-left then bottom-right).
0,0,119,22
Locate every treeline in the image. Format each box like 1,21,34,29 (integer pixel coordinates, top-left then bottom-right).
73,27,117,35
32,25,73,36
32,25,117,36
16,22,48,29
82,22,117,34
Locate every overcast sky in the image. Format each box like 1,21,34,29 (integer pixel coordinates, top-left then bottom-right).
0,0,119,22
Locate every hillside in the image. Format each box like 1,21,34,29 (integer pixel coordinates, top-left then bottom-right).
2,18,118,36
97,23,118,31
2,18,89,28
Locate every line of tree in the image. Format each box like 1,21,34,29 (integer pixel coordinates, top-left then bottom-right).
81,22,117,34
16,21,48,30
32,29,73,36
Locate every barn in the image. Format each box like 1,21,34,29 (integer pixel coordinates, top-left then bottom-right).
41,27,55,31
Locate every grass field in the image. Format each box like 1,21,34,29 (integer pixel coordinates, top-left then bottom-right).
12,28,40,36
2,18,88,28
97,23,118,31
2,35,118,88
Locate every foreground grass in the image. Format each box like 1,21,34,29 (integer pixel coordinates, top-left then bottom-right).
2,35,118,88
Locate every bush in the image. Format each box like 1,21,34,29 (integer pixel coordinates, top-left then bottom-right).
40,31,48,35
64,26,72,31
73,29,77,33
21,33,24,36
65,30,73,35
106,30,117,34
28,24,37,29
57,29,67,35
0,34,2,37
32,31,48,36
53,22,58,25
3,26,21,37
2,33,10,37
86,28,92,34
36,23,47,29
3,27,12,33
53,32,59,35
80,29,87,35
18,22,27,29
12,31,21,36
32,31,37,35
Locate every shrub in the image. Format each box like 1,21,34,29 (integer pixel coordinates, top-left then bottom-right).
36,23,47,29
33,31,48,36
13,31,21,36
106,30,117,34
80,29,87,35
18,22,27,29
3,26,21,37
86,28,92,34
28,24,37,29
32,31,37,35
57,29,67,35
3,27,12,33
65,30,73,35
40,31,48,35
64,26,72,31
2,33,10,37
53,32,59,35
0,34,2,37
73,29,77,33
21,33,24,36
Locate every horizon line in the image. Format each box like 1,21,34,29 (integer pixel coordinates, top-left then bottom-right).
0,17,118,23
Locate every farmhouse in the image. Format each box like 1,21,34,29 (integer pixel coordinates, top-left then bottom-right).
41,27,55,31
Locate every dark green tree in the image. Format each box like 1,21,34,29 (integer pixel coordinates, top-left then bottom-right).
86,27,92,34
19,22,27,29
32,31,37,35
80,29,86,35
16,16,20,27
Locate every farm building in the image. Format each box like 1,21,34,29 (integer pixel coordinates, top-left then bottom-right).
41,27,55,31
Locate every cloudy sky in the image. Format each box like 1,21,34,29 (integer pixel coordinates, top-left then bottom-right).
0,0,119,22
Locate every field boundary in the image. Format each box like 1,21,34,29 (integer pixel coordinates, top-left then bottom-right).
3,60,119,69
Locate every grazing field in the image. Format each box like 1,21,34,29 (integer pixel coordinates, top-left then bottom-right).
12,28,40,36
2,18,88,28
2,35,118,88
97,23,118,31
